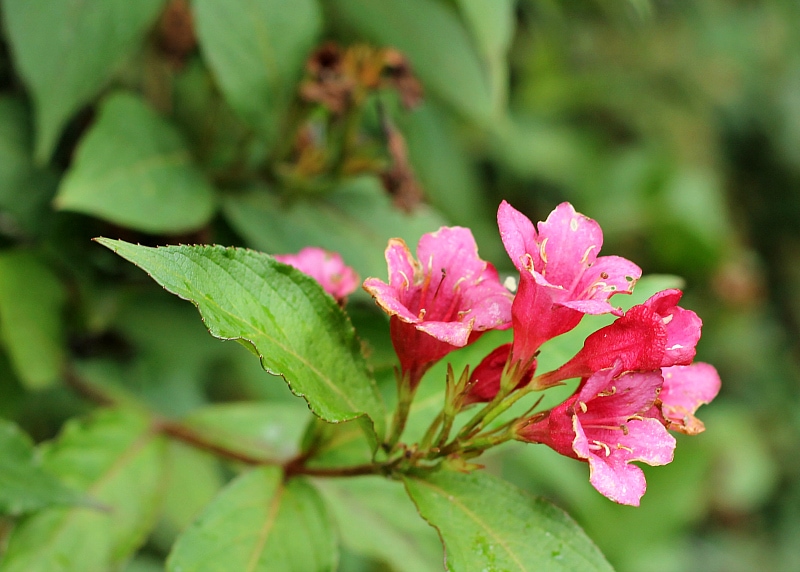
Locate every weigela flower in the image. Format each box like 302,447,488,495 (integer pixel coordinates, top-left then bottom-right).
498,201,642,365
517,364,676,506
274,247,359,302
463,343,535,405
363,227,513,384
656,363,721,435
537,289,702,387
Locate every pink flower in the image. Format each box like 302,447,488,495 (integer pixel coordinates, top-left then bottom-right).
518,364,676,506
657,363,721,435
536,289,702,387
274,247,359,302
363,227,513,385
498,201,641,364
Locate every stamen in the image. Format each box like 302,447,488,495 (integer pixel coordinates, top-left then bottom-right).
616,444,633,453
580,245,597,264
398,270,411,288
539,238,549,265
597,386,617,397
590,440,611,456
570,218,579,232
578,401,588,413
620,423,629,435
662,314,674,325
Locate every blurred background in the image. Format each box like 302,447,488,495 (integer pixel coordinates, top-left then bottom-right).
1,1,799,570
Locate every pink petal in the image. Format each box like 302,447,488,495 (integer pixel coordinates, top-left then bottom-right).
274,247,359,300
385,239,418,291
660,363,721,435
417,320,474,347
362,278,419,323
572,255,642,302
580,370,664,419
535,202,603,289
497,201,541,272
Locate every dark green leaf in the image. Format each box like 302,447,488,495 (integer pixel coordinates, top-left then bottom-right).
193,0,321,139
167,467,336,572
403,469,613,571
328,0,493,123
0,251,66,390
55,92,216,234
1,0,164,161
0,97,57,237
315,477,443,572
0,419,84,516
1,408,167,572
222,177,447,285
94,239,386,445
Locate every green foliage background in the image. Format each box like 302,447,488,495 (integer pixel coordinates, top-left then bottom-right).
0,1,797,570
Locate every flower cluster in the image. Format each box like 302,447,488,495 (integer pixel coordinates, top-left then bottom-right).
301,201,720,506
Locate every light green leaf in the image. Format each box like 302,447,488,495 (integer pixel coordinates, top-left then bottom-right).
1,0,164,161
0,419,84,516
315,477,443,572
182,401,312,461
95,239,386,445
167,467,336,572
222,177,447,286
0,251,66,390
55,92,216,234
193,0,321,139
328,0,493,123
403,469,613,572
456,0,515,113
1,408,167,572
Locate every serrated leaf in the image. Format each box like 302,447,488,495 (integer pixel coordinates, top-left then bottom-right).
167,467,336,572
95,239,386,446
0,419,84,516
329,0,493,123
1,408,167,572
182,401,311,461
55,92,216,234
193,0,321,140
1,0,163,161
222,177,447,286
0,250,66,390
315,477,442,572
403,469,613,572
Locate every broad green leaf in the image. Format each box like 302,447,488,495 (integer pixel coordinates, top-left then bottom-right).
0,97,58,236
182,401,312,461
167,467,336,572
1,408,167,572
95,239,386,445
456,0,515,113
193,0,321,140
0,419,84,516
315,477,443,572
1,0,164,161
151,443,223,550
403,469,613,572
0,251,66,390
328,0,493,123
222,177,447,286
55,92,216,234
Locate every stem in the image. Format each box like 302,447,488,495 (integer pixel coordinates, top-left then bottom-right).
156,420,273,465
419,412,443,451
384,369,420,451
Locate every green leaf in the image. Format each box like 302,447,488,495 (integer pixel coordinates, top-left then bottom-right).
167,467,336,572
403,469,613,572
182,401,312,461
55,92,216,234
329,0,493,123
0,251,66,390
0,419,84,516
193,0,321,139
0,96,58,237
222,177,447,286
1,0,164,161
94,239,386,445
1,408,167,572
315,477,443,572
455,0,515,113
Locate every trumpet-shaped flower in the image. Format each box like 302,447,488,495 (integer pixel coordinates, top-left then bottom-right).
537,289,702,387
518,364,676,506
364,227,512,384
498,201,641,364
274,247,359,301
